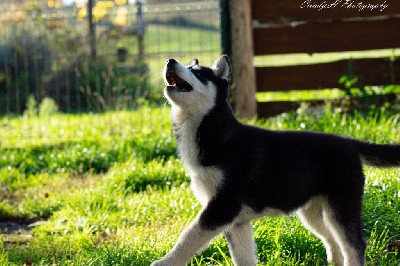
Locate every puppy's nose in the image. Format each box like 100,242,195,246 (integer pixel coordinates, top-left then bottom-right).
166,59,177,66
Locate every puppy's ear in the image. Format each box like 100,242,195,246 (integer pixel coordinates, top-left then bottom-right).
211,55,231,83
189,58,199,67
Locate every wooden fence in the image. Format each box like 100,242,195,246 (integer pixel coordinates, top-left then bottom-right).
228,0,400,118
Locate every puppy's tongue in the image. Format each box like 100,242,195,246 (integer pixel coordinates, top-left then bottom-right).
166,73,176,86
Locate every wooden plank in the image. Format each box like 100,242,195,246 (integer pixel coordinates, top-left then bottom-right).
257,100,321,117
252,0,400,22
230,0,257,118
254,18,400,55
256,58,400,91
257,94,397,117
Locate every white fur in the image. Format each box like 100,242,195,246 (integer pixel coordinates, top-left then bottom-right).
167,97,224,205
151,215,226,266
225,222,257,265
211,55,231,82
220,205,285,266
163,59,226,205
190,167,224,205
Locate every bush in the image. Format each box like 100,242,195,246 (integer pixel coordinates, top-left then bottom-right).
39,97,59,117
23,95,38,117
0,26,53,113
1,15,158,114
23,96,59,117
76,61,157,112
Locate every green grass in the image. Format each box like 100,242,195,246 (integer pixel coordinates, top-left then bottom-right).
1,106,400,265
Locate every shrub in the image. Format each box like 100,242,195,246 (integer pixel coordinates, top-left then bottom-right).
0,26,53,113
39,97,59,117
1,19,159,114
23,94,38,117
76,61,157,112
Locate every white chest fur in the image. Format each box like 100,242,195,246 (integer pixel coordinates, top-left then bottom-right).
171,106,224,205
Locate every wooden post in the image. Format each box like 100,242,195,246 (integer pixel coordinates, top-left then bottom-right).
136,0,145,62
88,0,96,60
229,0,256,119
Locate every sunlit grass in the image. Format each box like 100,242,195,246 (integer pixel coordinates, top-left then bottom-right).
256,88,345,102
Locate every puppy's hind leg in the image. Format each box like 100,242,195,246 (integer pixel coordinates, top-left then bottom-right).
297,196,344,265
322,165,366,266
323,197,366,266
225,222,258,266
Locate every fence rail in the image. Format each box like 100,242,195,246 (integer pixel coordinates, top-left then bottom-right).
252,0,400,21
251,0,400,117
256,58,400,91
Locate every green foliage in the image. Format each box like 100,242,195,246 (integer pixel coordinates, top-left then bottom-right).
338,63,399,113
23,96,60,118
38,97,59,117
23,95,38,117
0,107,399,265
75,61,160,112
0,24,54,113
0,18,158,114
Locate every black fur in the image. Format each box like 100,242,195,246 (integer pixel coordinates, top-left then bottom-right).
191,65,400,244
197,67,400,212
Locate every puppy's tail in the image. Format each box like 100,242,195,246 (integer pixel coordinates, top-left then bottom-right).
352,140,400,167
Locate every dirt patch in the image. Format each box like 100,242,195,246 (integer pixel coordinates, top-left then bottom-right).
0,219,47,249
1,221,30,235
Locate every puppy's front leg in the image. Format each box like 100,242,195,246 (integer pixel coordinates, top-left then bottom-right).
152,197,241,266
151,218,224,266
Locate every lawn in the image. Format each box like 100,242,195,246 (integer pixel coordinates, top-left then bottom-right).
0,106,399,265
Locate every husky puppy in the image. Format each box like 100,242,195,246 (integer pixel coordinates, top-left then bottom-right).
151,55,400,266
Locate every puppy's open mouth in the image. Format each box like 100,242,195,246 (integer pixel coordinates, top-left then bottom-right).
166,70,193,92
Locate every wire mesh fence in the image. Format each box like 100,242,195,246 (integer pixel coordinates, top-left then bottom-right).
0,0,221,115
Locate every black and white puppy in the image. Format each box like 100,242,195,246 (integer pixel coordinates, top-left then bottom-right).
152,55,400,266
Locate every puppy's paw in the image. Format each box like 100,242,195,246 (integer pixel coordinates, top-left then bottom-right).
151,258,182,266
150,260,166,266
